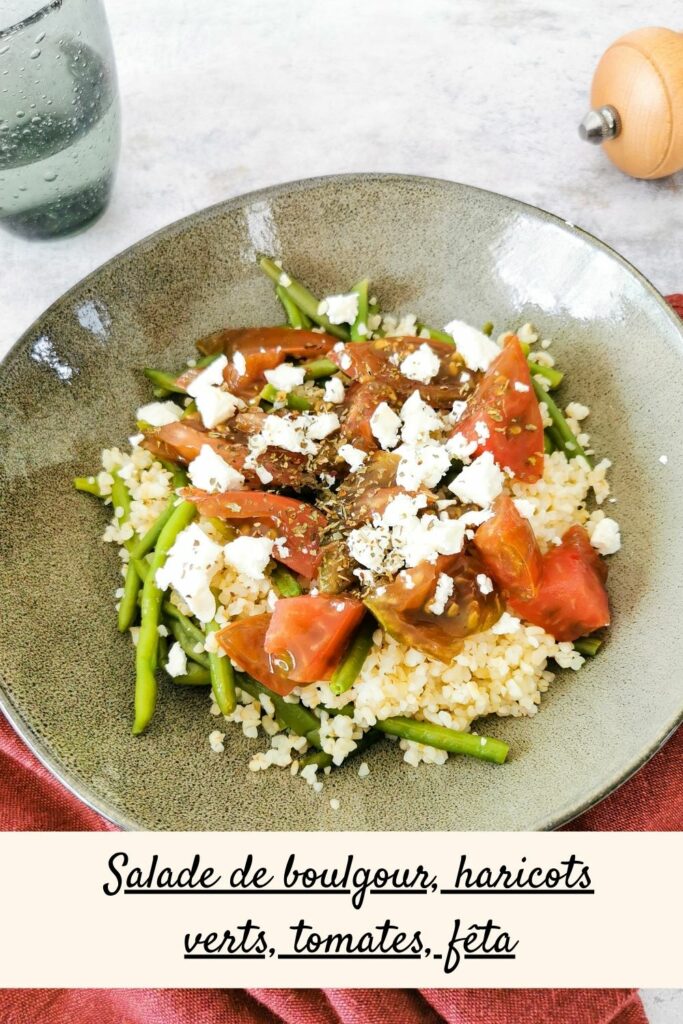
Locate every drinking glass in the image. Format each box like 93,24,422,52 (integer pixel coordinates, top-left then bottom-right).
0,0,120,238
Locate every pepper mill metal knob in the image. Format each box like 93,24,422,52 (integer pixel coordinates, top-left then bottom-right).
579,27,683,179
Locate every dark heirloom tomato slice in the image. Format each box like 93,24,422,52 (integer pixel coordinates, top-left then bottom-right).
330,337,471,408
264,595,366,683
334,451,407,527
340,380,397,451
507,525,609,642
216,614,296,696
365,552,504,661
454,335,544,482
180,488,326,578
474,495,543,601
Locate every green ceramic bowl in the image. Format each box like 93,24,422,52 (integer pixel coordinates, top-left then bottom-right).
1,174,682,831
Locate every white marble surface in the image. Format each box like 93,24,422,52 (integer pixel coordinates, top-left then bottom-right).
2,0,683,358
1,2,681,1016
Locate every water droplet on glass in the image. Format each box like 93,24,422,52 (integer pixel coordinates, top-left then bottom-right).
0,46,9,56
35,31,46,44
44,171,58,182
18,185,27,192
30,49,41,59
16,110,25,119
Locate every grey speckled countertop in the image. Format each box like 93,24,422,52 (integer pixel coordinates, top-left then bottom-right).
0,1,681,1014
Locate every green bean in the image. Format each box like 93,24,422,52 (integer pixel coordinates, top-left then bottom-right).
168,619,209,669
181,399,198,419
236,673,321,741
205,619,236,716
574,637,602,657
163,601,207,653
271,565,302,597
259,382,312,411
481,321,494,336
298,749,333,769
276,284,312,329
350,279,369,341
415,323,455,346
143,368,186,395
110,471,142,634
73,476,102,496
299,728,382,770
133,500,196,735
303,357,338,380
258,256,349,340
129,469,189,561
543,431,555,456
528,360,564,390
532,379,592,466
172,664,211,686
373,716,509,764
330,617,375,695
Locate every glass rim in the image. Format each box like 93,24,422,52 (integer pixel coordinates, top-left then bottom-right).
0,0,63,40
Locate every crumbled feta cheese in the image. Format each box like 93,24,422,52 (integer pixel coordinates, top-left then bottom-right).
565,401,590,421
449,399,468,423
155,523,223,623
188,444,245,493
252,411,339,455
319,292,360,325
233,351,247,377
445,431,477,463
165,641,187,678
186,355,228,396
339,444,367,472
399,343,441,384
427,572,454,614
264,363,306,393
307,412,340,440
136,401,182,427
324,377,345,403
476,573,494,595
395,442,451,491
590,517,621,556
513,381,530,393
491,612,521,635
370,401,401,450
443,320,500,371
474,420,490,443
195,386,244,429
448,451,504,507
399,390,443,444
223,536,274,579
512,498,535,519
255,464,274,484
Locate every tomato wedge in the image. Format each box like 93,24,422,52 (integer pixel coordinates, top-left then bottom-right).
331,337,472,408
341,381,397,451
196,326,339,359
474,495,543,601
180,488,327,578
454,335,544,482
216,613,296,695
365,552,504,661
507,526,609,642
264,595,366,683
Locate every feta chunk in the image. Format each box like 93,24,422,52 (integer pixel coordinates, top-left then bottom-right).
253,412,339,455
370,401,401,450
264,363,306,393
306,412,340,440
399,390,443,444
186,355,228,396
590,517,621,556
513,381,530,393
155,523,224,623
195,386,244,429
445,431,477,463
136,401,182,427
233,351,247,377
223,535,274,579
165,641,188,678
448,451,504,507
399,343,441,384
443,320,500,371
427,573,454,614
339,444,367,472
512,498,535,519
324,377,345,403
188,444,245,493
476,573,494,595
491,612,521,635
395,442,451,491
319,292,360,325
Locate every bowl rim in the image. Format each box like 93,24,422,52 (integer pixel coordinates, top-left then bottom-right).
1,170,682,832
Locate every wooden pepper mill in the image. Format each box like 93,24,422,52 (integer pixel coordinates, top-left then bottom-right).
579,27,683,179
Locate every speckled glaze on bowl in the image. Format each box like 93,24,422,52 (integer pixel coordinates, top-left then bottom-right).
1,174,682,831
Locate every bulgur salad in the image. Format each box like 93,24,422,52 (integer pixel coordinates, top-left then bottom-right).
74,256,620,790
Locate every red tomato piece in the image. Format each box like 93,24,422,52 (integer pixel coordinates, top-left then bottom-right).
264,595,366,683
474,495,543,601
507,525,609,641
454,335,544,482
331,337,471,408
341,380,397,451
216,614,296,696
180,488,327,578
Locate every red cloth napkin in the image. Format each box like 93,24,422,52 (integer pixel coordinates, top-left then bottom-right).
3,299,683,1022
